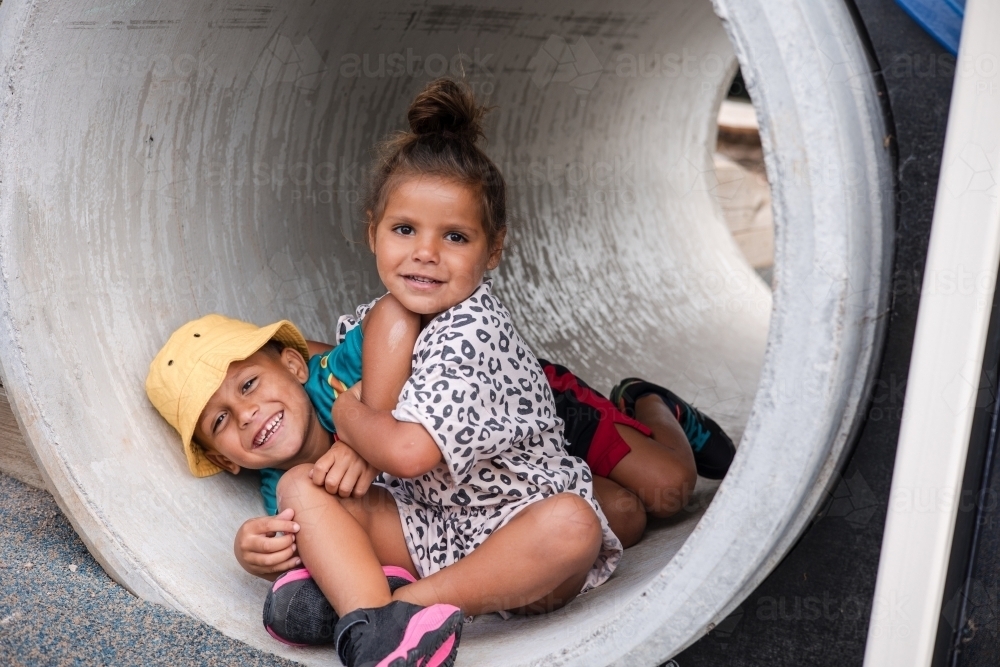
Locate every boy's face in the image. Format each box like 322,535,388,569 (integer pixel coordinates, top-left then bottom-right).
194,347,322,473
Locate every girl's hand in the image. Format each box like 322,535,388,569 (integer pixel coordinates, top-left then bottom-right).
233,508,301,580
310,439,379,498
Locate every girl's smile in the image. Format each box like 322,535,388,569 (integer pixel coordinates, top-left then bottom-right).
370,175,504,324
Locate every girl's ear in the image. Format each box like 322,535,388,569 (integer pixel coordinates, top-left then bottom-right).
367,212,377,253
280,346,310,383
486,228,506,270
204,450,241,475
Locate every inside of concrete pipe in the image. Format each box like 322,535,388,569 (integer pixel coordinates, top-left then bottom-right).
0,0,893,664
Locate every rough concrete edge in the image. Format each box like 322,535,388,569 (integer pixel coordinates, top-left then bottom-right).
584,0,896,663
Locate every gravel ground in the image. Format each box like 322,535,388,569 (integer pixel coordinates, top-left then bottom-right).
0,472,295,667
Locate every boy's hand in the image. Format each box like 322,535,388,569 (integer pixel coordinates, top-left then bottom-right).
234,508,301,580
348,380,363,402
310,439,379,498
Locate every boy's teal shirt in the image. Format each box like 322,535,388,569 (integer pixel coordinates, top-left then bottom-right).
259,324,363,515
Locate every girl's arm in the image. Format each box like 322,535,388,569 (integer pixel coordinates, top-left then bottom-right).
333,389,442,478
359,294,420,411
333,293,441,479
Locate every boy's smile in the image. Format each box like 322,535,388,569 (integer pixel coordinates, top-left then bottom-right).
254,411,284,449
194,347,328,473
370,175,503,324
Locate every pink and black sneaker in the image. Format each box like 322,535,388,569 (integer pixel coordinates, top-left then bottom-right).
263,565,416,646
334,600,463,667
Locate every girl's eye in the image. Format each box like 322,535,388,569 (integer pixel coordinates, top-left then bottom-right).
394,225,415,236
242,377,257,394
212,413,226,434
445,232,467,243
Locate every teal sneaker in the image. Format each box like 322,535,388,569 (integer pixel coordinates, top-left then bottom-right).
610,378,735,479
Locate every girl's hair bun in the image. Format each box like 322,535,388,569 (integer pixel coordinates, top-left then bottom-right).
407,78,486,144
366,77,507,249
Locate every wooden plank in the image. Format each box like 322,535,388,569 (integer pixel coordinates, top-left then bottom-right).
0,383,47,490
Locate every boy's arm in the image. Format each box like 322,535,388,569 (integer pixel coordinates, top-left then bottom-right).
359,294,420,410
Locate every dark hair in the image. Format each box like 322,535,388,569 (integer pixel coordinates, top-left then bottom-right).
260,339,285,358
364,78,507,249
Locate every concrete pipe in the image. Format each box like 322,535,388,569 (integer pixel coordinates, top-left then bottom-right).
0,0,892,664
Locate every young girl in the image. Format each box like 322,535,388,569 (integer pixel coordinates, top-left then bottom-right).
252,78,734,666
261,79,625,667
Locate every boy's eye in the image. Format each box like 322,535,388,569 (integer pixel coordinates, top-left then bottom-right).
393,224,415,236
242,377,257,394
212,413,226,434
445,232,467,243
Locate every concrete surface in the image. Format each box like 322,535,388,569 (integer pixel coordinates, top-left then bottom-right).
0,0,893,664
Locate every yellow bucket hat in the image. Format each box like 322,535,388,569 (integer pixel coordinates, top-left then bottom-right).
145,314,310,477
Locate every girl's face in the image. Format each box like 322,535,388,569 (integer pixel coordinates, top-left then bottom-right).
370,175,503,323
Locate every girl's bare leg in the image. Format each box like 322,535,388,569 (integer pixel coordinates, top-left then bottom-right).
607,394,697,519
592,476,646,548
276,464,414,615
392,492,603,615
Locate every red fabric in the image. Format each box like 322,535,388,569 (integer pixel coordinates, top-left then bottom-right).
544,365,652,477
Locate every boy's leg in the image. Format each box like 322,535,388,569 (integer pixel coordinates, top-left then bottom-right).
541,360,696,522
391,493,603,616
607,394,697,519
276,464,414,616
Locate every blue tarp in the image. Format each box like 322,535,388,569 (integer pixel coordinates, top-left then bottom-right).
895,0,964,55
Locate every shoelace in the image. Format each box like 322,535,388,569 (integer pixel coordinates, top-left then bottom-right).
680,408,711,452
335,614,367,666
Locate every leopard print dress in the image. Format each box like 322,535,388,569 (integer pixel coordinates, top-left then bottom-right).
339,280,622,595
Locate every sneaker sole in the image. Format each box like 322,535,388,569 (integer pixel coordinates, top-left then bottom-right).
377,604,463,667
